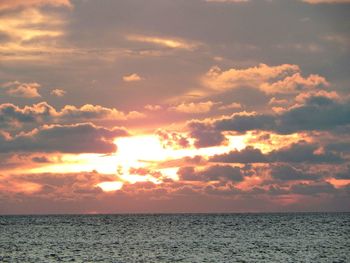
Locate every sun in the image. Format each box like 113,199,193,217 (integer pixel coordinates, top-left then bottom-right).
26,133,247,192
114,135,166,166
96,181,123,192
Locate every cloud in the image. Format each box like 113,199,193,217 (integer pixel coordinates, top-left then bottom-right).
295,90,340,104
277,96,350,134
0,123,128,153
215,112,276,134
178,165,243,182
268,141,343,163
205,0,250,2
0,166,347,214
334,165,350,179
270,164,323,181
200,64,328,96
169,101,215,114
211,95,350,135
0,0,72,11
260,73,329,94
210,146,269,163
218,102,242,110
290,182,336,195
157,130,190,149
0,171,109,202
144,104,162,111
269,97,289,106
0,102,145,130
50,89,66,97
0,8,65,42
31,156,51,163
0,7,68,62
1,81,41,98
210,141,343,164
188,121,228,148
127,35,199,50
58,104,145,122
188,94,350,148
123,73,142,82
301,0,350,4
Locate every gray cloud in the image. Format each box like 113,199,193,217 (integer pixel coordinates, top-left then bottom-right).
188,121,227,148
217,96,350,134
189,95,350,147
210,141,343,164
270,164,323,181
334,165,350,179
178,165,243,182
0,102,144,131
0,123,128,153
210,146,269,163
290,182,337,195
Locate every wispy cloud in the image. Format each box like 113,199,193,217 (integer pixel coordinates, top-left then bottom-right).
127,35,199,50
0,0,72,11
169,101,216,114
123,73,143,82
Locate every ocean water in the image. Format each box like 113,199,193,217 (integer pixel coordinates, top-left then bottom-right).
0,213,349,262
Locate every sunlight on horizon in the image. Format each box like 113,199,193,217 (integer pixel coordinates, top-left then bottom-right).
25,133,247,190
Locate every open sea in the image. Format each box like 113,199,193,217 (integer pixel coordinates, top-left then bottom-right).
0,213,349,262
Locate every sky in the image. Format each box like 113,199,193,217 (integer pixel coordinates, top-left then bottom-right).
0,0,349,214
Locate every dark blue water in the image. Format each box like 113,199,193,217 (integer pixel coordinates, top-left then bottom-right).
0,213,349,262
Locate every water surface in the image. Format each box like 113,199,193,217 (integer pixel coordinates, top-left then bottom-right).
0,213,349,262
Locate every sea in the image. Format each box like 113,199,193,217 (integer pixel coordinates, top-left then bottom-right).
0,213,349,262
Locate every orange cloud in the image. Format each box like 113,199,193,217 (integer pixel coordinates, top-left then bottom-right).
169,101,215,113
0,0,72,10
1,81,41,98
123,73,143,82
144,104,162,111
0,102,146,130
200,63,328,96
0,8,65,42
127,35,199,50
50,88,66,97
260,73,329,94
218,102,242,110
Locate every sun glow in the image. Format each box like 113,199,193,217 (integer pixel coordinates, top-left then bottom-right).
25,134,246,191
96,181,123,192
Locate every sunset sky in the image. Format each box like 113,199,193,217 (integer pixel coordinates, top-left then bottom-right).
0,0,349,214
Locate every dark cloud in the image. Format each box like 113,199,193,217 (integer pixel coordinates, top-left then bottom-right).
0,123,128,153
290,182,337,195
268,141,343,163
334,165,350,179
31,156,51,163
270,164,323,181
277,96,350,134
210,141,343,164
188,121,227,148
0,102,144,131
215,113,276,134
210,146,269,163
189,96,350,147
178,165,243,182
216,97,350,134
